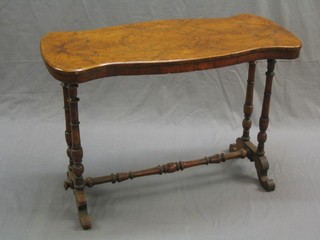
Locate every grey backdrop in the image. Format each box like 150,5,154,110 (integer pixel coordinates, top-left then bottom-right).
1,0,320,239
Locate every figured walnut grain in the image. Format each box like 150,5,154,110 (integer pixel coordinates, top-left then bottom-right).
40,14,301,83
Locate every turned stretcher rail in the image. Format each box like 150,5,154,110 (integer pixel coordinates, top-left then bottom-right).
84,148,247,187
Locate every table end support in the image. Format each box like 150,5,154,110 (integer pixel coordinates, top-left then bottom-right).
62,83,92,230
229,138,275,192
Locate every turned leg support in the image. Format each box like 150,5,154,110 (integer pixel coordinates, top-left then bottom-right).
241,61,256,141
62,83,91,230
229,61,256,153
62,83,73,172
230,60,275,191
254,59,276,191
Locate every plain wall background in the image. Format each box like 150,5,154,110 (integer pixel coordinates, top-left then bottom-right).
1,1,320,239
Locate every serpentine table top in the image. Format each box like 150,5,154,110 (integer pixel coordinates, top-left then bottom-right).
40,14,301,83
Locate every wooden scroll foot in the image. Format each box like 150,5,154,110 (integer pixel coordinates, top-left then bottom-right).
229,138,275,191
64,172,92,230
74,189,92,230
254,155,275,192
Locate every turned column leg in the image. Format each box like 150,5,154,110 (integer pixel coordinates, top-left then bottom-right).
241,61,256,141
255,59,276,191
65,83,92,229
229,61,256,152
68,83,85,189
62,83,73,173
257,59,275,156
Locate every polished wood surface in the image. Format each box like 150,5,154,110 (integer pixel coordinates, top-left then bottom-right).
40,14,301,82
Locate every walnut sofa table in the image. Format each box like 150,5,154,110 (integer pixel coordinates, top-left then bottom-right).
40,14,301,229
